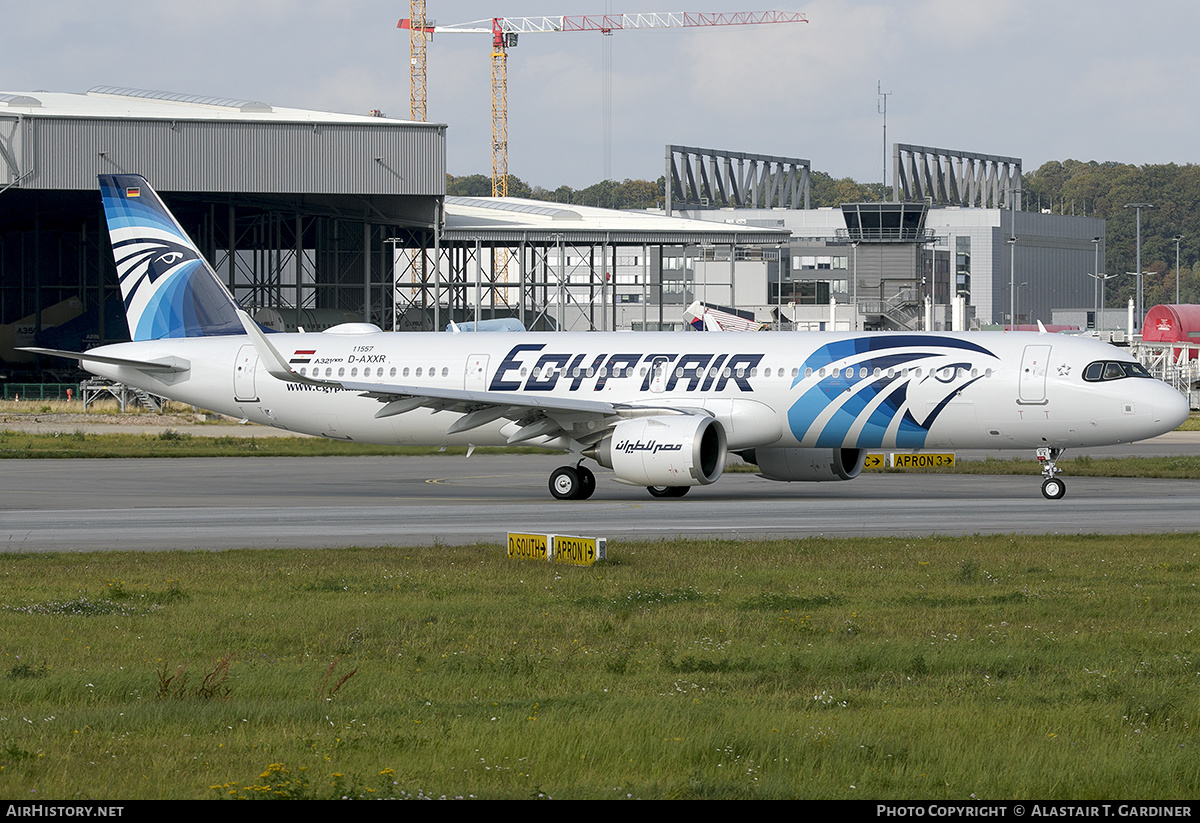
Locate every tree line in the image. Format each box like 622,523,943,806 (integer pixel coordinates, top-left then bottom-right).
1023,160,1200,308
446,170,886,212
450,160,1200,308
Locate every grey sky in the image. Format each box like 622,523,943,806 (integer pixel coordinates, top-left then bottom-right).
5,1,1197,189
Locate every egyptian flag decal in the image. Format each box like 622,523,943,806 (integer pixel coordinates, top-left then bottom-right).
290,349,316,364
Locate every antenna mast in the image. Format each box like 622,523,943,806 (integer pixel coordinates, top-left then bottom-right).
878,81,891,190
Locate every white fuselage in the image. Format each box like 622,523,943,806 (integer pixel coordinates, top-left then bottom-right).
81,329,1189,454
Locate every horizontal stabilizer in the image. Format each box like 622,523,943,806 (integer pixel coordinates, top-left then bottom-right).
18,347,189,373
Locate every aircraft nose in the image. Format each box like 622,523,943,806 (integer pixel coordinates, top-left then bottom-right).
1155,384,1191,431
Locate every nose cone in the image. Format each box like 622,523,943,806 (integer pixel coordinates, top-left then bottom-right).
1156,384,1192,433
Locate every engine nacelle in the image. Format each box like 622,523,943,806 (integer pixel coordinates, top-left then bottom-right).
739,447,866,482
589,415,727,487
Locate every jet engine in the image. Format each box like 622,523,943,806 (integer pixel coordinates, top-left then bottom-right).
588,415,727,487
738,447,866,482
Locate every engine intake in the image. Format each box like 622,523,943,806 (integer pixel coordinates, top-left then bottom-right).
589,415,727,487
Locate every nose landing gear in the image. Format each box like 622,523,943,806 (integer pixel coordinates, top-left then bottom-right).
1037,447,1066,499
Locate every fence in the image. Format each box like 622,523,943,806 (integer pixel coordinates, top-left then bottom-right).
2,383,77,401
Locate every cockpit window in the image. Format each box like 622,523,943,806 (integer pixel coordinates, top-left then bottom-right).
1083,360,1153,382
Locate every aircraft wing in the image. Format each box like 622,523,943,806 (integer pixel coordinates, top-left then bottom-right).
335,380,711,443
235,310,705,444
339,379,620,416
337,379,630,442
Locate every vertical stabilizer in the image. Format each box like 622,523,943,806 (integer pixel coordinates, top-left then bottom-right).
100,174,244,340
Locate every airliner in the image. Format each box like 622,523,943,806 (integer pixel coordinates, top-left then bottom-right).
25,175,1192,501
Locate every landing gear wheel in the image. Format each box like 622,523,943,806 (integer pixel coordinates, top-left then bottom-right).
1036,447,1067,500
577,466,596,500
1041,477,1066,500
549,467,581,500
647,485,690,498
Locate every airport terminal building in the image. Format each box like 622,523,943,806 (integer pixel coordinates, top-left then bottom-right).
664,145,1103,331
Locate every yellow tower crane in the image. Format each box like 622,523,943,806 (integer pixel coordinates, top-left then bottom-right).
405,1,430,123
399,10,808,198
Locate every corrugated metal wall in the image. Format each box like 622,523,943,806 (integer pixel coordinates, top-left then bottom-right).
17,116,445,195
0,112,446,342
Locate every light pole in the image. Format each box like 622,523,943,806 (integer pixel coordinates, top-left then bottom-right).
1173,235,1184,304
1007,185,1022,330
1100,271,1116,323
1007,234,1017,329
1085,269,1117,330
851,241,859,331
1124,202,1154,325
1126,271,1153,327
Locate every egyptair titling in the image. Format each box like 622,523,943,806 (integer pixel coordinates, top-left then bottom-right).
24,175,1191,501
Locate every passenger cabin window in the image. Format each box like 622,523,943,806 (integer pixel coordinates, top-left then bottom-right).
1084,361,1153,382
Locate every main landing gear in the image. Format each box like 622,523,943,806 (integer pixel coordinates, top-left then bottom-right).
549,464,596,500
546,465,691,500
1037,447,1066,500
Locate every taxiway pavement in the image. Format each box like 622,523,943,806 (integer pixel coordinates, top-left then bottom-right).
1,451,1197,552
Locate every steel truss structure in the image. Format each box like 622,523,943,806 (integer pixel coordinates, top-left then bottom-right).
390,198,789,333
198,206,397,328
892,143,1022,209
401,12,807,198
666,145,811,212
1133,340,1200,410
0,193,400,348
394,237,641,332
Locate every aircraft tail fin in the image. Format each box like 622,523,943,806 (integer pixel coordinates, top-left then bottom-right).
100,174,244,341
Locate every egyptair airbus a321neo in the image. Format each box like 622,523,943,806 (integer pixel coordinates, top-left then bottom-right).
25,175,1191,501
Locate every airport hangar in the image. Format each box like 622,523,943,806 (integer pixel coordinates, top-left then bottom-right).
0,86,786,370
0,86,443,358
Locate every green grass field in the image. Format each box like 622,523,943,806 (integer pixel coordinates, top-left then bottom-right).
2,402,1199,476
0,427,552,459
1,535,1198,800
4,428,1200,482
